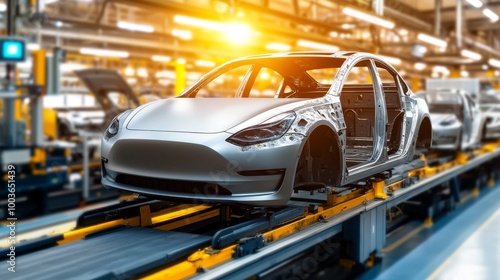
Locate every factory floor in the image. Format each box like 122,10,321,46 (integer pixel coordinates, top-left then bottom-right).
358,180,500,280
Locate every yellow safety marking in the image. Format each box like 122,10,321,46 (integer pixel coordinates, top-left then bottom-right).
59,205,213,245
382,223,427,253
264,190,374,243
59,217,141,245
424,217,433,227
142,246,236,280
154,209,220,231
151,204,213,225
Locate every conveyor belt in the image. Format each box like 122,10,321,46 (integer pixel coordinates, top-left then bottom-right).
0,227,210,280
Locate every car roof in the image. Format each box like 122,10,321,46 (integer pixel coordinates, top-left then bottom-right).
241,51,366,59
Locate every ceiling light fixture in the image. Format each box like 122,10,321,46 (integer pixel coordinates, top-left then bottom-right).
151,55,171,62
27,43,40,50
466,0,483,8
433,65,450,76
378,55,401,65
417,33,447,48
80,48,129,58
460,49,482,61
342,7,395,29
117,21,154,33
488,58,500,68
297,39,339,51
483,8,499,22
171,29,192,40
266,42,291,52
414,62,426,71
173,15,223,30
0,3,6,11
195,60,216,67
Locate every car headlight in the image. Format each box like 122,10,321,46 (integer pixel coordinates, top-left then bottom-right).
226,112,296,147
104,116,120,141
103,110,132,141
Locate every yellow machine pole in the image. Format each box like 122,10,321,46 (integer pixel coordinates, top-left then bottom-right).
411,77,421,92
175,59,186,96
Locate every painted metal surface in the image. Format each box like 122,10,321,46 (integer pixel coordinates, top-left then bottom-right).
101,51,430,206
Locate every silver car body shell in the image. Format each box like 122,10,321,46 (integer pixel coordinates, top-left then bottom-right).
419,89,486,151
101,52,430,206
480,104,500,140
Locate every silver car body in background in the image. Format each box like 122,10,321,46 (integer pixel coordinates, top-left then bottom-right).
479,94,500,140
418,89,487,151
101,52,431,206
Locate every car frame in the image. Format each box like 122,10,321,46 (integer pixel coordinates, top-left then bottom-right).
418,88,487,151
479,94,500,140
100,51,432,206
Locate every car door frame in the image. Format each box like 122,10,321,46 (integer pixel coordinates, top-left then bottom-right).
330,56,388,183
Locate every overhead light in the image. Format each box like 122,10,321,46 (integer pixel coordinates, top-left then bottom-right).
155,70,175,79
460,49,482,61
171,29,192,40
195,60,216,67
341,23,355,29
414,62,426,71
55,21,63,28
266,42,291,52
0,4,6,11
342,7,395,29
137,67,148,77
466,0,483,8
495,70,500,76
461,70,469,77
174,15,224,30
79,48,129,58
399,29,408,36
378,55,401,65
224,22,253,44
27,43,40,50
60,63,86,72
488,58,500,68
433,65,450,75
176,58,186,64
117,21,154,33
483,8,499,22
297,39,339,51
124,67,135,76
152,55,171,62
482,64,488,70
417,33,447,48
329,31,338,37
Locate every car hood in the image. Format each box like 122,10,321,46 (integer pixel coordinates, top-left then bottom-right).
74,69,140,111
126,98,305,133
430,113,456,124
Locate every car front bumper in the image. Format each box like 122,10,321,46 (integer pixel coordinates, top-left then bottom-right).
101,129,303,206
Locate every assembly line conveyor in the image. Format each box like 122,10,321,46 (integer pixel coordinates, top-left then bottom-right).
1,141,500,280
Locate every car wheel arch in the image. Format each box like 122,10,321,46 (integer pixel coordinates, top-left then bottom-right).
416,116,432,150
293,122,344,188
